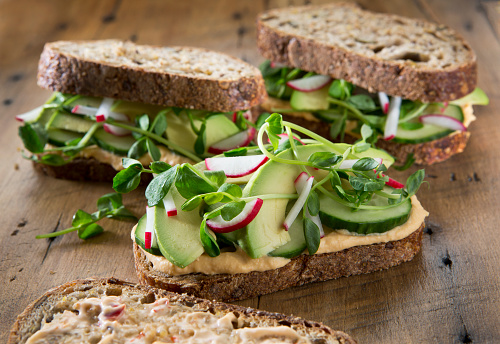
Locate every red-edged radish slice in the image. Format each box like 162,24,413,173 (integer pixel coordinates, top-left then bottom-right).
16,106,43,122
419,114,467,131
378,92,390,114
283,174,314,230
440,102,449,113
206,198,263,233
96,114,106,122
162,190,177,217
205,154,268,178
207,126,256,154
96,98,129,122
270,133,305,146
338,158,383,170
72,105,98,117
286,75,332,92
232,110,251,122
145,206,157,249
294,172,324,237
385,176,404,189
103,123,132,136
383,96,402,140
270,61,287,68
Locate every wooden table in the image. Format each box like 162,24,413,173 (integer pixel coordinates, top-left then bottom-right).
1,0,499,342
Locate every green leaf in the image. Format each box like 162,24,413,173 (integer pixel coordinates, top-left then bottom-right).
194,122,206,155
406,169,425,195
353,142,370,153
328,79,353,100
200,220,220,257
330,171,342,188
304,217,320,255
255,112,271,129
150,161,171,174
218,183,242,199
127,138,147,159
175,164,216,199
204,193,224,205
97,193,123,212
138,114,150,131
113,164,143,193
72,209,93,227
146,166,178,206
203,170,227,188
329,113,347,139
352,157,380,171
78,223,104,240
265,113,283,150
224,147,248,157
122,158,142,169
360,124,373,140
152,111,168,135
146,138,161,162
307,191,320,216
221,201,246,221
40,154,67,166
181,196,203,211
349,176,384,192
348,95,376,111
110,207,137,221
19,123,47,153
308,152,342,168
274,137,304,155
399,122,424,130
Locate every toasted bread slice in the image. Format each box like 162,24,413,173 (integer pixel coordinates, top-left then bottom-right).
257,3,476,102
8,278,355,344
38,40,267,112
134,223,424,302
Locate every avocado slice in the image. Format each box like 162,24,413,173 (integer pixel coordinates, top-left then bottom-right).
450,87,489,106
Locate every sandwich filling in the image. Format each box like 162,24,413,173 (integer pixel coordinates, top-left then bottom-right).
26,293,315,343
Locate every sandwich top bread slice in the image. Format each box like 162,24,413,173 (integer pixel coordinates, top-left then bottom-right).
256,3,488,165
8,277,355,343
17,40,267,181
116,114,428,302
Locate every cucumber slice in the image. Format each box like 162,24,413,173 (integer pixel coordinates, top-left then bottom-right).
319,194,412,235
450,87,489,106
268,212,306,258
290,84,330,111
47,129,83,146
393,104,463,144
48,112,96,133
134,214,162,256
93,128,136,155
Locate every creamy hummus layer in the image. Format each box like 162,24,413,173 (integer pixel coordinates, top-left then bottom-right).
139,196,428,276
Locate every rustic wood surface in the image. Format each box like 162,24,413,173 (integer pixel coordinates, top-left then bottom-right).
1,0,499,343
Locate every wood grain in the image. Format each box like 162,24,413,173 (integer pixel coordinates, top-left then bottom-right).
1,0,500,343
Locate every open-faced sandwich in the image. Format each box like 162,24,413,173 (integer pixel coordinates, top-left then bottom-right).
256,3,488,166
118,114,428,302
16,40,266,181
8,277,355,343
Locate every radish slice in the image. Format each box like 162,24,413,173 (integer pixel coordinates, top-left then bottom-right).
385,176,404,189
378,92,390,114
294,172,324,237
162,190,177,217
207,126,256,154
145,206,157,249
96,98,129,122
270,61,287,68
103,123,132,136
72,105,98,117
338,158,383,170
206,198,263,233
420,114,466,131
270,133,305,146
383,96,402,140
440,102,449,113
205,154,268,178
284,175,314,231
16,106,43,122
232,110,251,122
286,75,332,92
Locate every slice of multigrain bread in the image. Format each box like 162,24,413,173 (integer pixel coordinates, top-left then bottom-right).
38,40,267,112
257,2,477,102
8,278,355,344
134,223,424,302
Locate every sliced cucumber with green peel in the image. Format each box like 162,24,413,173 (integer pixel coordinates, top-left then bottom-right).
319,193,412,235
48,112,96,133
93,128,136,155
393,104,464,144
134,214,162,256
290,84,330,111
450,87,489,106
47,129,83,146
268,213,306,258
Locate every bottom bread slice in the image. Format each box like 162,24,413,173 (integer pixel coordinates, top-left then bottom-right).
8,277,355,344
134,223,424,302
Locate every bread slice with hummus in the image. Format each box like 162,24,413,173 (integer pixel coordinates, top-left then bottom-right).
8,277,355,344
127,114,428,302
256,3,488,165
17,39,267,181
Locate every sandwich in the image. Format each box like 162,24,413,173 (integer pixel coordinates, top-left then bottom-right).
118,114,428,302
256,3,488,166
8,277,355,343
16,40,267,181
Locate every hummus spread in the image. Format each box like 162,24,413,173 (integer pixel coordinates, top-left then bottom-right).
139,196,428,276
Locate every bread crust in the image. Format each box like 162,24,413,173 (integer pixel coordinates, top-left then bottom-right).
38,40,267,112
134,223,424,302
257,3,477,102
8,277,355,344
